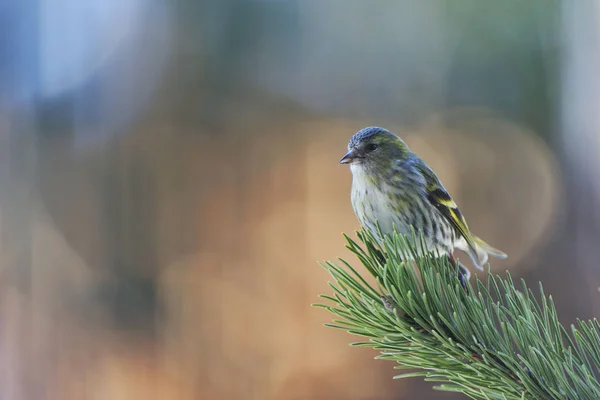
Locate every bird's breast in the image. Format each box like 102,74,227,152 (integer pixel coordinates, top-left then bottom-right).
350,170,411,239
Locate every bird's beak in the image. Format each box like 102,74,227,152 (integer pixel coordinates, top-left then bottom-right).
339,150,357,164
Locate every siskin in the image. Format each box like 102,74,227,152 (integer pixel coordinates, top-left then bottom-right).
340,126,506,279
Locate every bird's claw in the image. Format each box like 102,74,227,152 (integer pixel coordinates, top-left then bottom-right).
381,294,405,317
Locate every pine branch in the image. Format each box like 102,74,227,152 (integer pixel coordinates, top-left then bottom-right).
315,229,600,399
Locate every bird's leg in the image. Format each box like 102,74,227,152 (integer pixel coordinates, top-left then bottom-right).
372,248,387,265
447,253,470,290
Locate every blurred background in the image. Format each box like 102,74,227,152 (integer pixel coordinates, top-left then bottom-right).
0,0,599,398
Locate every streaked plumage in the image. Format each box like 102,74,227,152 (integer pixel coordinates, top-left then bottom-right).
340,126,506,277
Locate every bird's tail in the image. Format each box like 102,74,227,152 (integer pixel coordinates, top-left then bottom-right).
468,236,507,271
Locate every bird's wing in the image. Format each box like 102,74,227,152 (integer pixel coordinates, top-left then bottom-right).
415,161,477,254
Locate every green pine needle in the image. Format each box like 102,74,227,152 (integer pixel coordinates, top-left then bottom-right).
315,229,600,400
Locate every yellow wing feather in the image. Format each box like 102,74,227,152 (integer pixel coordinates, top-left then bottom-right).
415,161,477,253
416,160,507,267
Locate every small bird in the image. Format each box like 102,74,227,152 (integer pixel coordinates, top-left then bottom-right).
340,126,506,279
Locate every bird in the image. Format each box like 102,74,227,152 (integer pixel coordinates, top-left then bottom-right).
339,126,506,280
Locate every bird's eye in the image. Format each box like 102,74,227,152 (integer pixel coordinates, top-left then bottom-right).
365,143,378,152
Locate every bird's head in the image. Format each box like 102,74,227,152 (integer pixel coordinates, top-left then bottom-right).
339,127,410,169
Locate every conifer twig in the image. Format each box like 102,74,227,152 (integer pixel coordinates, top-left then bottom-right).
315,229,600,399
